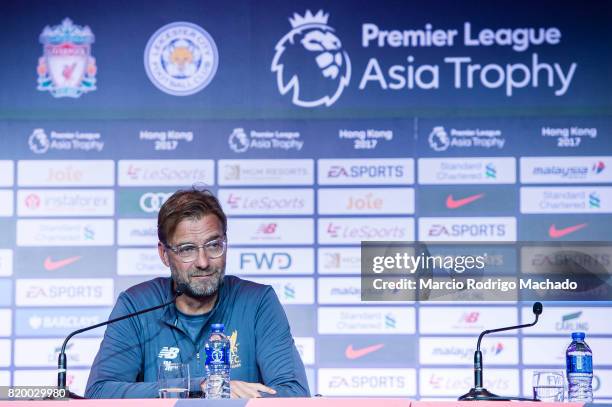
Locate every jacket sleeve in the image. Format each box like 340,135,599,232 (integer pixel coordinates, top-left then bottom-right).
85,292,158,398
254,287,310,397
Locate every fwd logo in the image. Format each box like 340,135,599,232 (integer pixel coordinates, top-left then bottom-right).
240,252,291,270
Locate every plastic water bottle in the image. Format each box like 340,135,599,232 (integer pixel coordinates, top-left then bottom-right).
204,323,231,399
566,331,593,402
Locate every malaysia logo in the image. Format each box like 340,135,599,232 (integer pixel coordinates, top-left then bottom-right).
228,128,250,153
37,18,97,98
271,10,351,108
428,127,449,151
144,22,218,96
29,129,50,154
593,161,605,174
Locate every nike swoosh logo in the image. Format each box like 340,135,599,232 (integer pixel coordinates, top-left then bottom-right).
548,223,587,239
446,193,485,209
345,344,384,360
43,256,82,271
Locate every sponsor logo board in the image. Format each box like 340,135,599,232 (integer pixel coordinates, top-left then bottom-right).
219,159,313,186
522,307,612,334
219,188,313,215
319,217,414,244
117,248,168,276
0,250,13,276
13,369,90,396
117,218,158,246
228,218,314,245
317,247,361,274
227,248,314,275
17,189,114,216
118,160,214,186
318,187,414,214
318,158,414,185
418,157,516,184
17,219,113,246
15,308,111,336
522,337,612,365
420,368,517,396
16,278,114,306
520,187,612,214
318,307,415,334
318,368,416,396
18,160,114,186
419,337,518,365
0,190,13,217
0,340,9,367
419,307,517,334
294,337,315,365
15,338,102,367
0,161,14,187
419,217,516,241
0,310,11,336
520,156,612,184
246,277,314,304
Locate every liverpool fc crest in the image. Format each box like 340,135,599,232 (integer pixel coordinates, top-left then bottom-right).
37,18,97,98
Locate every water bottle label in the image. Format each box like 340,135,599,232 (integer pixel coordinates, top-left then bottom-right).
567,355,593,373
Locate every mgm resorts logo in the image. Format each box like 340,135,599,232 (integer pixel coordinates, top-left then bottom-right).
272,10,351,108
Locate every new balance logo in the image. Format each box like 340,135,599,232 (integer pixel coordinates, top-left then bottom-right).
158,346,180,359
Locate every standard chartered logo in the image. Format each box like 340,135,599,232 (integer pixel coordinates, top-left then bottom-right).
139,192,172,213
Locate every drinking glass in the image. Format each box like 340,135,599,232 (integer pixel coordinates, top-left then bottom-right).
533,370,565,402
158,362,190,398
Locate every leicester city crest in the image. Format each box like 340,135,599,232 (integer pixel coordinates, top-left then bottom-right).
37,18,97,98
144,22,219,96
272,10,351,108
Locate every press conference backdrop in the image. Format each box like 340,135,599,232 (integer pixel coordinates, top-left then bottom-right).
0,0,611,399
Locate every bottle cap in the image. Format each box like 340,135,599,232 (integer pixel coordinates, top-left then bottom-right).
571,332,586,340
211,323,225,332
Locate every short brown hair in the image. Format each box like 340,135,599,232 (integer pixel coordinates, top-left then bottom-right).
157,188,227,244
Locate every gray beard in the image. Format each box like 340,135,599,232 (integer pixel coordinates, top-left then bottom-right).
172,267,225,299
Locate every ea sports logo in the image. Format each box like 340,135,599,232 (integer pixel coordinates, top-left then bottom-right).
271,10,351,108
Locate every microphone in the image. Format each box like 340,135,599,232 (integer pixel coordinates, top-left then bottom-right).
458,302,543,401
57,283,187,398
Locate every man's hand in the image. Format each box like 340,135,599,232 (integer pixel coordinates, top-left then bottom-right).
230,380,276,398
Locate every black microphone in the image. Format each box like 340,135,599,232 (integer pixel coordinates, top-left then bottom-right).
57,283,187,398
458,302,543,401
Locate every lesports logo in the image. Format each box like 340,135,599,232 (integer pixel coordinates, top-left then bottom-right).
144,22,218,96
446,193,485,209
37,18,97,98
29,129,50,153
548,223,587,238
272,10,351,107
345,343,384,360
229,128,249,153
429,127,449,151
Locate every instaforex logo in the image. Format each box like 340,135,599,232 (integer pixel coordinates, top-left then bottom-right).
272,10,351,108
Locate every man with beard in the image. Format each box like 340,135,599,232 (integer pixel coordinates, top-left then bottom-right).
85,188,310,398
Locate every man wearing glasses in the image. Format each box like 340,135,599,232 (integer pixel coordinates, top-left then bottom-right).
86,188,310,399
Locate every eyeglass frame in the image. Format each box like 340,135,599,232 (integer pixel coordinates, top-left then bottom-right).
163,236,227,263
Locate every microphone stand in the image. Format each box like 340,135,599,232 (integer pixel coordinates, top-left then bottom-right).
458,302,543,401
57,287,184,398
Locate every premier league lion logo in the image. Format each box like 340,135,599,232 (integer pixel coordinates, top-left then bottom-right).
272,10,351,108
